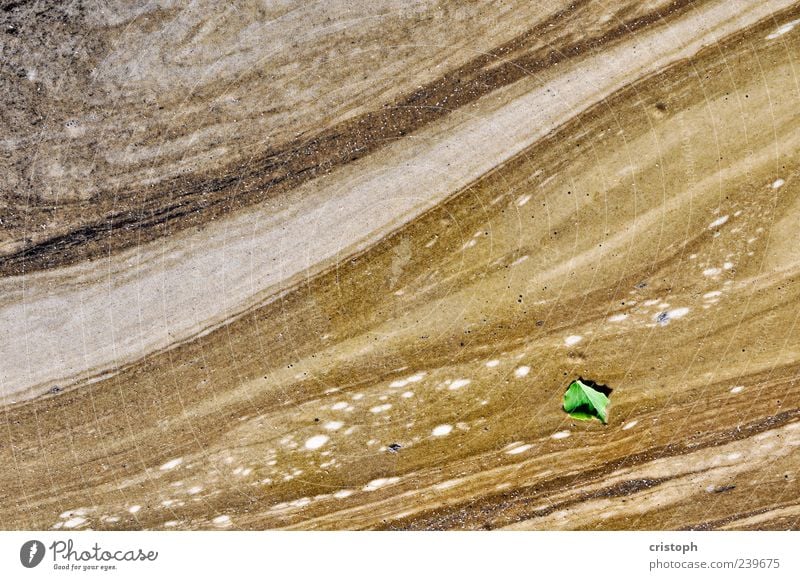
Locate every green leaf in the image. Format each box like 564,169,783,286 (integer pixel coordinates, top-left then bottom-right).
562,378,610,424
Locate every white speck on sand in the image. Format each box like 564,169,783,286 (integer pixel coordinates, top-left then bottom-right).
551,431,571,440
517,194,532,206
668,307,690,319
608,313,628,322
622,420,638,430
730,386,744,394
60,508,88,519
333,489,354,499
772,178,786,188
432,424,453,437
370,403,392,413
160,458,183,471
703,267,721,277
331,401,348,410
324,421,344,431
212,515,231,527
448,378,471,390
486,359,500,368
514,366,530,378
128,505,141,514
304,435,330,450
363,477,400,491
63,517,87,529
506,443,533,455
766,21,798,40
708,215,729,229
564,335,582,346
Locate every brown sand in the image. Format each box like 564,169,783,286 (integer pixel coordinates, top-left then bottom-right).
0,0,798,530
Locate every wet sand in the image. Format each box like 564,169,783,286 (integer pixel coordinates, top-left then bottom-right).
1,0,799,530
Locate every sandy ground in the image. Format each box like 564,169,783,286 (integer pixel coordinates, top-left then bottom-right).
0,0,792,402
0,0,799,530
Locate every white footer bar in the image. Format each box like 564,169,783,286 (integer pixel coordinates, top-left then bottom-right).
1,531,797,579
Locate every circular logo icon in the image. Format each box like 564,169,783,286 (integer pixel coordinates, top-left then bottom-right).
20,540,46,568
